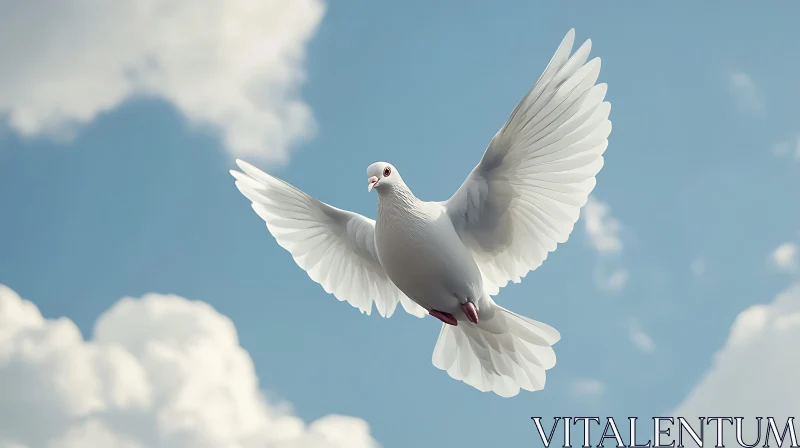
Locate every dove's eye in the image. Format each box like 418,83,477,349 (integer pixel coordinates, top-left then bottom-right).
383,167,391,177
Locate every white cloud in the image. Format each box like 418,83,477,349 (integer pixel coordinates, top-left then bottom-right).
570,379,606,397
0,284,378,448
0,0,324,162
771,242,798,273
583,196,628,292
673,284,800,428
593,266,629,293
583,196,623,255
691,259,706,278
771,134,800,160
728,71,764,114
628,319,655,354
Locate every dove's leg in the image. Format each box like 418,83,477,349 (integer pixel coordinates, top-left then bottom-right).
461,301,479,324
429,304,478,326
429,309,458,326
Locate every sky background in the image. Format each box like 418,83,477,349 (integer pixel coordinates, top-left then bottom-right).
2,1,800,447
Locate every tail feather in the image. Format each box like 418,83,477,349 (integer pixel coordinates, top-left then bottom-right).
431,305,560,397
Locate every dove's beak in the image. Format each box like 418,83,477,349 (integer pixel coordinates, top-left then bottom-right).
368,176,379,192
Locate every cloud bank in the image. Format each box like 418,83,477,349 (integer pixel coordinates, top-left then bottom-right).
673,284,800,438
0,285,378,448
0,0,324,161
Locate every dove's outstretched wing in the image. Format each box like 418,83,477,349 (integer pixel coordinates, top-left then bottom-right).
444,29,611,295
232,160,426,318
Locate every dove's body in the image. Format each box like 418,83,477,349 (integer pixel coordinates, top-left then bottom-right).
232,29,612,397
374,186,489,320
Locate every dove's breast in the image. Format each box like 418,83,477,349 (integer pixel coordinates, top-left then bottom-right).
375,199,484,314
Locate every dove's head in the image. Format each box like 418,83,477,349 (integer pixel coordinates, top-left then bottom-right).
367,162,402,193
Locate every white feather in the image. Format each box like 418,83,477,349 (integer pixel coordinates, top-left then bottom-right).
231,159,426,318
432,303,561,397
444,28,612,294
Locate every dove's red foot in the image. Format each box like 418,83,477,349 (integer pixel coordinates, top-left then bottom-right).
462,302,479,324
429,309,458,326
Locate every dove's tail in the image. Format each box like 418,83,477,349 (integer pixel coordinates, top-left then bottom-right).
431,303,560,397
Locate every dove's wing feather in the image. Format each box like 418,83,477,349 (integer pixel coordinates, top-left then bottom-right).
232,160,426,318
444,29,611,294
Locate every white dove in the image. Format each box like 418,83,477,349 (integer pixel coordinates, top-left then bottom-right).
231,29,611,397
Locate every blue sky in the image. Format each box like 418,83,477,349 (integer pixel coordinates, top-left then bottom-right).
2,1,800,447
